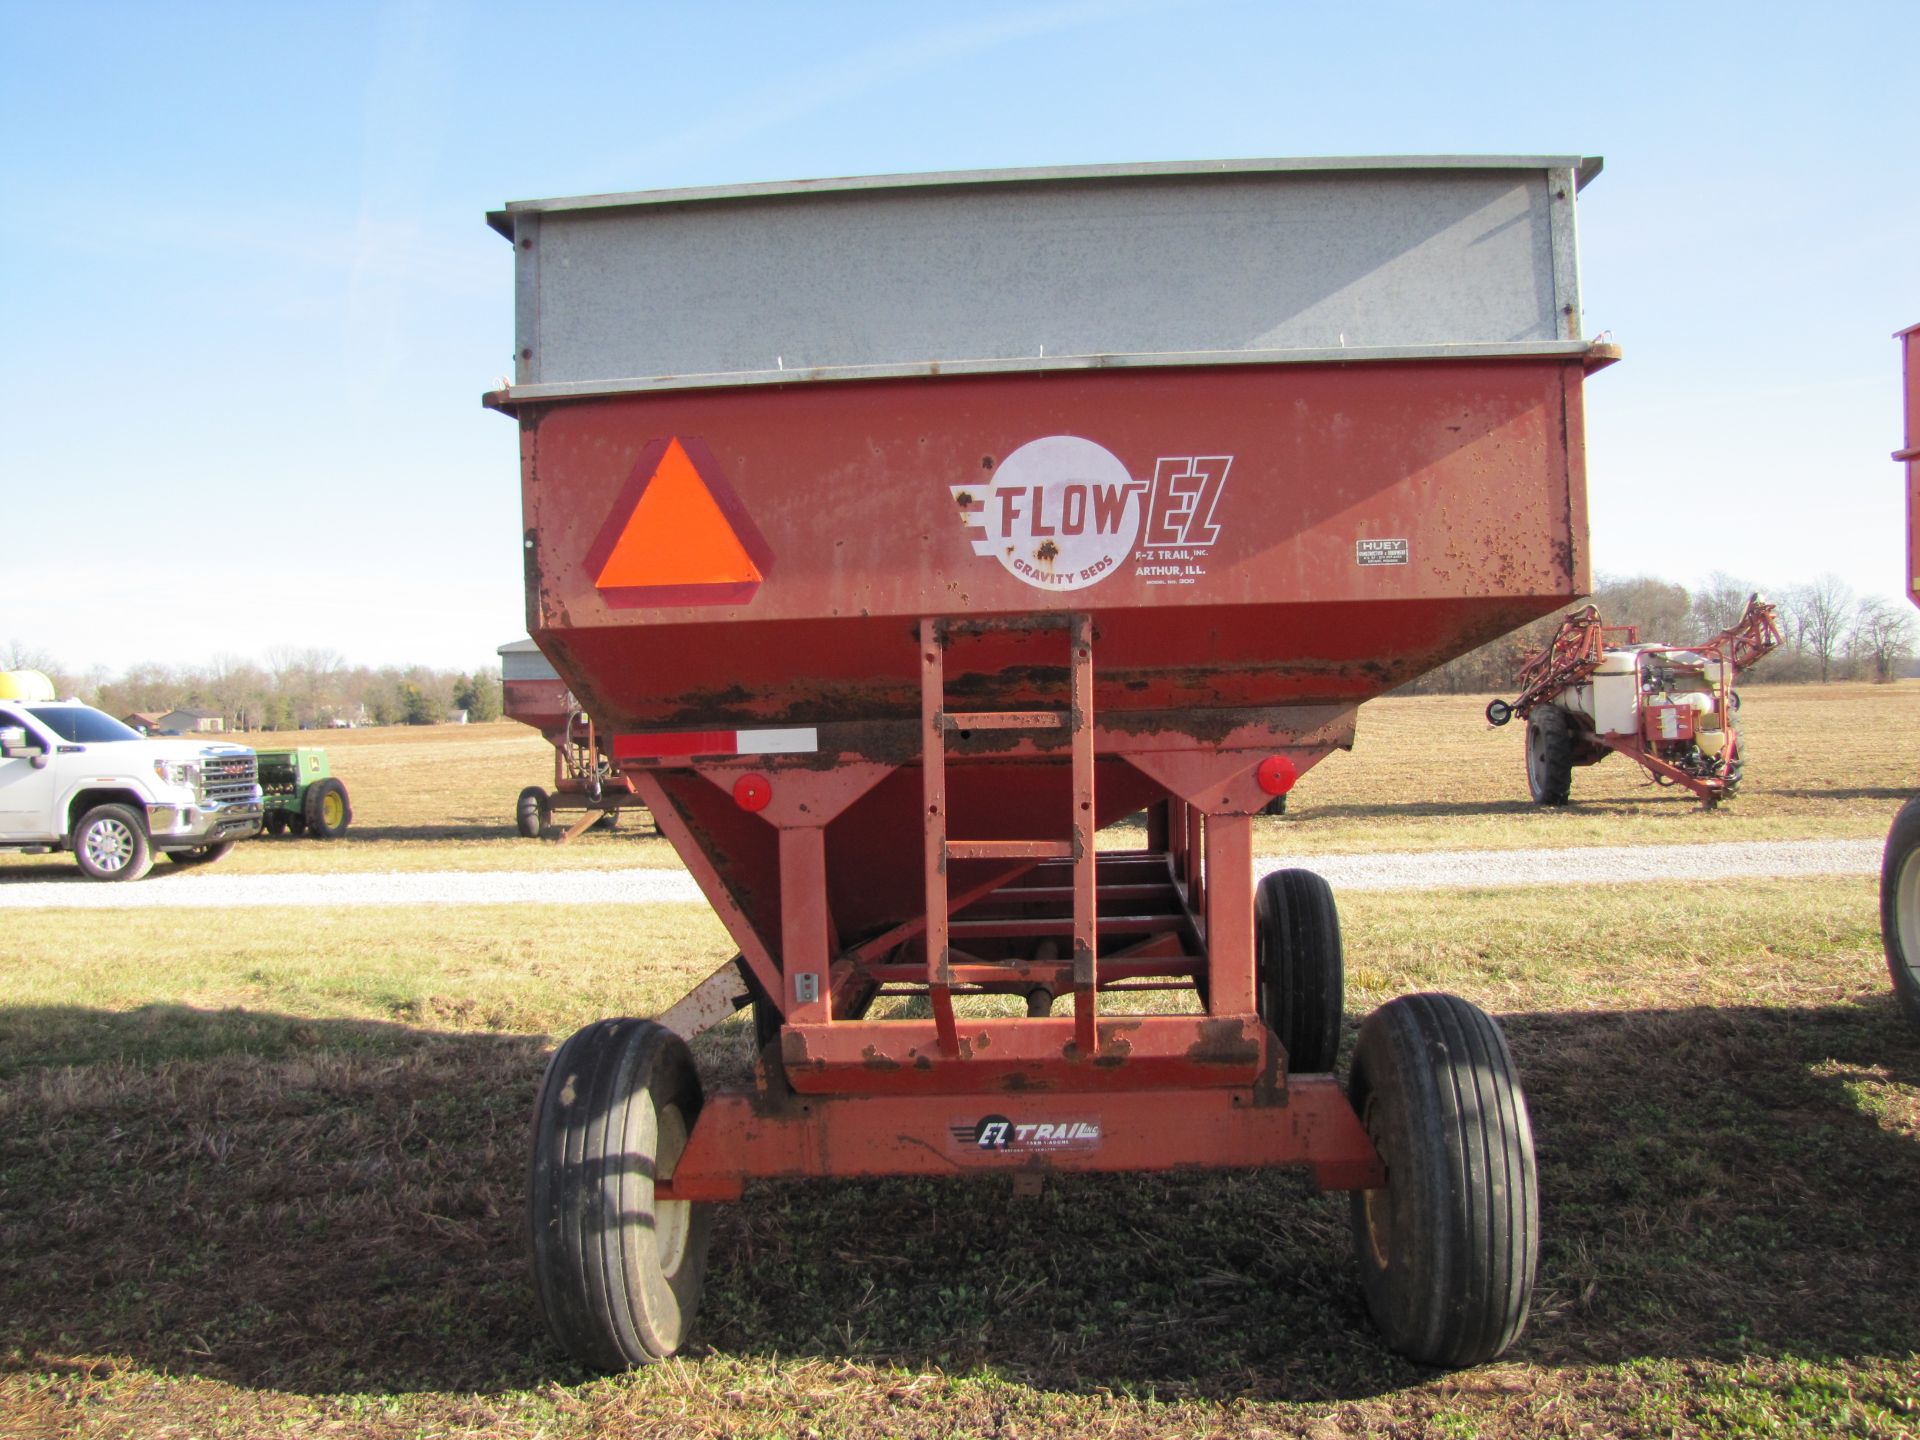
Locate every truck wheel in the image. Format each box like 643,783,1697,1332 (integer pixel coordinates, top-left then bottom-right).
303,778,351,839
1348,993,1537,1367
1524,706,1575,806
264,812,289,836
517,786,550,838
1254,868,1344,1073
529,1018,715,1369
287,812,308,836
73,804,154,882
165,840,237,866
1880,797,1920,1027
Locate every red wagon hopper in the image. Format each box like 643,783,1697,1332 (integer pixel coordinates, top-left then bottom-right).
485,157,1617,1369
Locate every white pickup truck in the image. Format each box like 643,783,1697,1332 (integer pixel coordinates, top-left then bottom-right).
0,697,263,881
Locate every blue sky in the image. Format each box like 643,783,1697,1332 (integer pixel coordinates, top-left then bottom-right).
4,0,1915,673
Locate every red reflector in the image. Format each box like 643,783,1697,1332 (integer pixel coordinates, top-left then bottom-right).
733,773,772,812
1255,755,1297,796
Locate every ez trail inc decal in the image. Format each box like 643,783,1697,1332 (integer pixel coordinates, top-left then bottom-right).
950,1114,1103,1153
951,435,1231,592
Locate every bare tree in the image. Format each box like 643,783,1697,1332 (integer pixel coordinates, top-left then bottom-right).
1688,572,1754,639
1591,575,1692,643
1847,596,1916,682
1795,574,1855,682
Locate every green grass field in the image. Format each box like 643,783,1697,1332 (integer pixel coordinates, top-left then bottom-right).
2,686,1918,1437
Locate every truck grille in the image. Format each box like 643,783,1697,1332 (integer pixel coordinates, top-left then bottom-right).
202,753,259,805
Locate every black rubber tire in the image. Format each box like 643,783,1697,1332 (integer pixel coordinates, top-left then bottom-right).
1260,793,1289,817
517,786,550,839
73,803,154,882
1880,797,1920,1028
1485,699,1513,727
1254,868,1344,1074
287,811,308,836
1348,993,1537,1368
165,840,237,866
263,812,290,836
1524,706,1575,806
529,1018,715,1369
303,777,351,839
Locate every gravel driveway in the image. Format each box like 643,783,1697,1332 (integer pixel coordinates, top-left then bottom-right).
0,838,1881,910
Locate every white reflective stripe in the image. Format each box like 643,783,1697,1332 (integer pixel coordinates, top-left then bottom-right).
734,727,819,754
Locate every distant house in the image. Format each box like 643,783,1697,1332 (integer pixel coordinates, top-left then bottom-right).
122,711,166,733
155,708,225,735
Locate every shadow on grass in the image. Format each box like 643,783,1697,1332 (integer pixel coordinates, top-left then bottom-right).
1767,786,1912,805
1297,797,1654,822
255,822,528,845
0,998,1916,1402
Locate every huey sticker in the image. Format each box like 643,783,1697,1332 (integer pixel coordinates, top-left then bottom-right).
951,435,1231,592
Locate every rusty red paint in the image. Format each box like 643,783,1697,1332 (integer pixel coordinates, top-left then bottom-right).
508,352,1597,1196
654,1078,1385,1201
1901,324,1920,608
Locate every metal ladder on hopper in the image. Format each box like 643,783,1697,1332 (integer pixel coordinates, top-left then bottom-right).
919,613,1098,1058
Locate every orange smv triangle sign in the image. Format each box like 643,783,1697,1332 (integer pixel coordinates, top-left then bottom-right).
594,439,764,592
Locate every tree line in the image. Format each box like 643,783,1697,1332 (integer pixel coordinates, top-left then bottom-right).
1400,572,1916,696
7,573,1912,727
1,643,503,731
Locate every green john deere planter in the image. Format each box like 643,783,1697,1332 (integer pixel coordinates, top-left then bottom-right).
256,748,352,839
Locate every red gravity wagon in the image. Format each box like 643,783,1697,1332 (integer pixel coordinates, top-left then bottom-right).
485,157,1617,1370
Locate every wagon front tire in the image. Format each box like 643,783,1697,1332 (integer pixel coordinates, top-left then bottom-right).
1880,797,1920,1027
529,1018,715,1369
1524,706,1575,806
1348,993,1537,1367
1254,868,1344,1074
517,786,550,839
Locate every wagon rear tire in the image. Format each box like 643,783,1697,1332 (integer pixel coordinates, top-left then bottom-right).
1348,993,1537,1367
1254,868,1344,1073
1880,797,1920,1027
517,786,550,839
529,1018,715,1369
1524,706,1575,806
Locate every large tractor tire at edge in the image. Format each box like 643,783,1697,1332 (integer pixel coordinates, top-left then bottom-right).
1880,796,1920,1028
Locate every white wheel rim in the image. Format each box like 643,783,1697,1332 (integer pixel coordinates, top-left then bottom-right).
85,818,134,872
653,1103,691,1271
1898,847,1920,989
